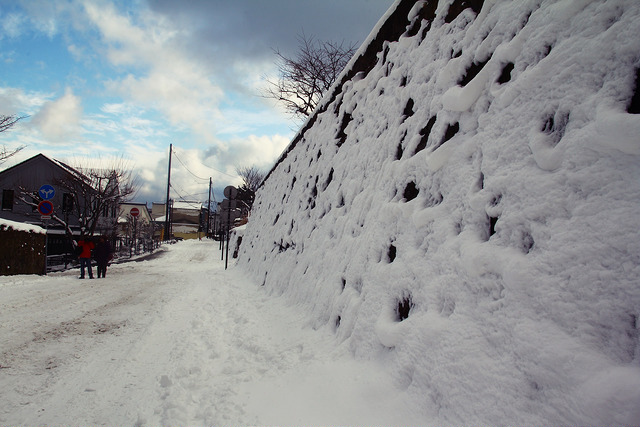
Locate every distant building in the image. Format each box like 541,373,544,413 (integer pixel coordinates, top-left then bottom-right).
118,202,152,226
117,202,152,237
117,202,156,254
151,200,206,240
171,200,203,239
215,199,248,236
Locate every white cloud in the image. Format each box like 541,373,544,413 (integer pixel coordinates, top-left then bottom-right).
225,134,290,170
0,86,49,116
100,103,129,115
67,43,86,62
15,0,84,38
0,12,27,39
84,1,224,145
30,88,83,143
123,145,218,204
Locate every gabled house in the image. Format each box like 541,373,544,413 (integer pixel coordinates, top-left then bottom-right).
118,202,152,226
0,154,119,255
117,202,156,253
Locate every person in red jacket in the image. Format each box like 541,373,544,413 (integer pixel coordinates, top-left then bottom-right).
77,237,95,279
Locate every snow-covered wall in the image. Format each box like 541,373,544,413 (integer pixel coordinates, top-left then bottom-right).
238,0,640,424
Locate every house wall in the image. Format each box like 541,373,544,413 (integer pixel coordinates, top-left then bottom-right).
0,154,122,258
119,203,152,224
172,208,200,225
0,155,80,226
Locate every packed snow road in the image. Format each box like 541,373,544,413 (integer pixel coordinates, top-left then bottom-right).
0,240,425,426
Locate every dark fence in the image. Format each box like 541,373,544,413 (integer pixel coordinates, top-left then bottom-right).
0,226,46,275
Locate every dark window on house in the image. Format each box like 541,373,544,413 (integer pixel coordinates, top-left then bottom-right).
2,189,14,211
63,193,74,213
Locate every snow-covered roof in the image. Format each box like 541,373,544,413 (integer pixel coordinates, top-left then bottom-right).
0,219,45,234
172,201,203,210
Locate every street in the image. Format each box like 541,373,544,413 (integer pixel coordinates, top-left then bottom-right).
0,240,425,426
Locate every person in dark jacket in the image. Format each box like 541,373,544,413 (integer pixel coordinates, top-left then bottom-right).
77,237,95,279
94,236,113,278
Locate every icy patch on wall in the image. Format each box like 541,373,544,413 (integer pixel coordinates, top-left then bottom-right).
237,0,640,424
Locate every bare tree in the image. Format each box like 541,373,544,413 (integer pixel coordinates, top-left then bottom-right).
122,211,154,256
236,165,265,192
235,165,266,210
0,114,24,133
264,33,357,120
0,114,26,164
0,145,24,165
58,159,139,237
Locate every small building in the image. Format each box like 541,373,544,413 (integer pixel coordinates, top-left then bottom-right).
1,154,82,231
171,200,203,239
152,200,205,240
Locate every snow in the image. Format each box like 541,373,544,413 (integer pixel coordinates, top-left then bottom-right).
236,0,640,425
0,240,425,425
0,218,45,234
2,1,640,425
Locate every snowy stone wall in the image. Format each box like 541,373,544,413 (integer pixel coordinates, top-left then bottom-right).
237,0,640,424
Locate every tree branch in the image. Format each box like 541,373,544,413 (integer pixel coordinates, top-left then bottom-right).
262,33,357,120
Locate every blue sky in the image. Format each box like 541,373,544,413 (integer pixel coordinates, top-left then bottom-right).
0,0,393,204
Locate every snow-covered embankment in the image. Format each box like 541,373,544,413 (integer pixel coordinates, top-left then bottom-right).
236,0,640,424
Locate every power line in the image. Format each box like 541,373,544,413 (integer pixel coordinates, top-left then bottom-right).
170,183,204,204
172,150,209,182
168,147,229,208
210,185,218,204
173,148,238,180
169,185,204,209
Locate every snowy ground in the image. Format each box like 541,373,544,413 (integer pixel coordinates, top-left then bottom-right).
0,239,427,426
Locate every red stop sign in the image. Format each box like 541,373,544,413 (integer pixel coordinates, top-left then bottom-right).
130,207,140,217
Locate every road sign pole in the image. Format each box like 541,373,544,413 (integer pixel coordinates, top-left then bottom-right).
38,185,55,276
44,221,48,275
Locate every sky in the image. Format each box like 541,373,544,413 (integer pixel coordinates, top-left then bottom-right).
0,0,394,205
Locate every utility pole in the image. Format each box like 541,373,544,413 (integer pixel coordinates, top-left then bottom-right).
222,186,237,270
207,177,212,238
164,144,172,241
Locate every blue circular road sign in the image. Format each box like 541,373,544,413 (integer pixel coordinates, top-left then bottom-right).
39,184,56,200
